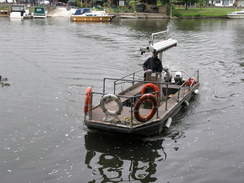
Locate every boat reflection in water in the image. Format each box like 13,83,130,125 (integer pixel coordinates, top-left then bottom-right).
84,132,167,182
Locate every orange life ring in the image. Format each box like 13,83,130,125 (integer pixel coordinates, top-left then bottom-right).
134,94,158,122
84,87,92,115
141,83,160,98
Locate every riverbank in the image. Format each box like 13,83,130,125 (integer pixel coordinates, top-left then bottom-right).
45,6,242,19
46,7,232,19
112,12,169,19
172,7,240,18
0,5,237,19
47,7,75,17
45,7,170,18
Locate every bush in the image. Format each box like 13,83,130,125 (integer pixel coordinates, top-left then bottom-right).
129,1,138,11
103,2,109,7
157,1,163,6
173,12,182,17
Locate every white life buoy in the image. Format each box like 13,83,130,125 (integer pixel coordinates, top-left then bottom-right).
100,94,123,116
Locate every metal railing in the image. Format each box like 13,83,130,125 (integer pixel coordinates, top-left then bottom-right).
150,28,169,46
87,70,199,125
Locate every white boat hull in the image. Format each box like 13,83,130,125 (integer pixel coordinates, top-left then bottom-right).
10,12,22,19
71,15,115,22
121,15,138,19
227,10,244,19
33,14,47,18
227,14,244,19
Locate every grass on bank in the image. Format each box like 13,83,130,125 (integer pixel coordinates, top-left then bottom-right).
172,7,242,17
0,5,9,10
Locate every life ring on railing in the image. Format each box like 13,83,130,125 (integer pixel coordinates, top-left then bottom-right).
141,83,160,98
84,87,92,115
100,94,123,116
134,94,158,122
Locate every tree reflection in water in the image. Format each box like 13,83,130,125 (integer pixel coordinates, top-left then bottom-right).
84,132,167,183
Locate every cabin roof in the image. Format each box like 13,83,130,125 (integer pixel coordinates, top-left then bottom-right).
74,8,91,15
140,38,177,54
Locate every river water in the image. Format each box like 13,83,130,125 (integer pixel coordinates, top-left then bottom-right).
0,17,243,183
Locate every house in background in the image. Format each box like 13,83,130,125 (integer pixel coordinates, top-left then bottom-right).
206,0,244,6
214,0,234,6
234,0,244,6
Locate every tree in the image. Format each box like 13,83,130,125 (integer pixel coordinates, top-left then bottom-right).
198,0,205,7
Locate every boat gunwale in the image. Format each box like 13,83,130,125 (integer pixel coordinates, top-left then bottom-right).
70,16,114,22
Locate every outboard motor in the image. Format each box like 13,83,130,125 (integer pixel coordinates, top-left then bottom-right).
174,71,183,85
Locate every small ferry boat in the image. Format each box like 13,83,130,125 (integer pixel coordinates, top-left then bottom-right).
9,4,31,19
32,7,47,18
70,8,115,22
227,9,244,19
83,30,200,137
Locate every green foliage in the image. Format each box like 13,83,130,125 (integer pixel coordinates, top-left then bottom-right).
157,0,163,6
75,0,81,8
129,1,138,11
0,5,9,10
198,0,205,7
161,0,171,4
173,11,182,17
103,2,109,7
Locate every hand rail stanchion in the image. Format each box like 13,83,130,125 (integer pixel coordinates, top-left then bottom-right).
89,92,93,120
165,83,168,111
103,78,106,95
177,87,180,102
130,97,133,127
114,80,116,94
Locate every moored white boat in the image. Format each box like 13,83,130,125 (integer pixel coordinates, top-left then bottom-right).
9,4,31,19
83,30,200,137
70,8,115,22
227,9,244,19
32,7,47,18
121,14,138,19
